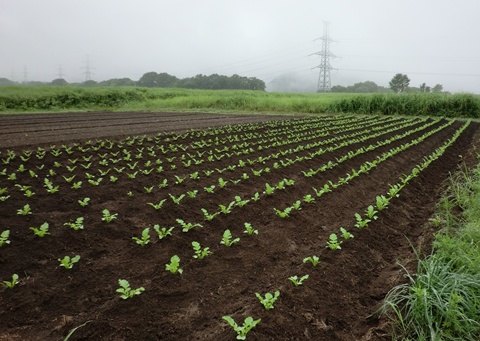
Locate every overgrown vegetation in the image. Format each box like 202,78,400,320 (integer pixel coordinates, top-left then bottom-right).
1,86,479,118
380,157,480,340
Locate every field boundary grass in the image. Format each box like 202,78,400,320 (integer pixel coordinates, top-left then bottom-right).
380,156,480,340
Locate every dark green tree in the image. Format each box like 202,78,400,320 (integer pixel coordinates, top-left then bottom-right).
389,73,410,93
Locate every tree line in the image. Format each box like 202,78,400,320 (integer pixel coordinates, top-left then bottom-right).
0,72,266,91
331,74,444,94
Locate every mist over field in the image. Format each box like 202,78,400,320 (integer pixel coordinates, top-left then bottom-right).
1,0,480,93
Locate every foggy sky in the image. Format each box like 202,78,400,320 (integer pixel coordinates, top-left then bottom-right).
1,0,480,93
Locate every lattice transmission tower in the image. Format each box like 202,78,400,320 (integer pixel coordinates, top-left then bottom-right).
313,22,336,92
81,55,95,81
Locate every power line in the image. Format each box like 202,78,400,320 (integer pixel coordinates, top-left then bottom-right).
312,22,337,92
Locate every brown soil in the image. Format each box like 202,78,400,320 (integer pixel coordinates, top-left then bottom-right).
0,112,478,341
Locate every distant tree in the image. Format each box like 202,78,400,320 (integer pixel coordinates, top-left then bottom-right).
432,84,443,93
419,83,431,93
51,78,68,86
138,72,159,87
99,78,135,86
389,73,410,93
82,80,98,87
330,85,348,93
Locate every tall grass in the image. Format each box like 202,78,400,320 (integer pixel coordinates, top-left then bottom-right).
1,86,479,119
380,159,480,340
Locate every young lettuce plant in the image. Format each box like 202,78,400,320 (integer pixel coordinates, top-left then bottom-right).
176,219,203,232
354,213,371,229
0,230,10,247
132,228,150,246
1,274,19,289
192,241,212,259
220,229,240,247
255,291,280,310
116,279,145,299
102,209,118,223
153,225,174,239
64,217,84,231
288,274,309,287
243,222,258,235
165,255,183,274
78,197,90,207
303,256,319,266
326,233,342,250
147,199,167,210
17,204,32,215
222,315,261,340
30,222,50,237
340,227,354,240
58,255,81,269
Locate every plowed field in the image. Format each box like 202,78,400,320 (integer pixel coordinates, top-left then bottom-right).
1,112,479,341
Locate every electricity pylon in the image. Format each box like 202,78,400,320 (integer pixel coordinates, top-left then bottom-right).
82,55,95,81
313,22,336,92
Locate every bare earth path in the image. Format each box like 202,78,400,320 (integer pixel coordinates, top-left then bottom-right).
1,111,479,341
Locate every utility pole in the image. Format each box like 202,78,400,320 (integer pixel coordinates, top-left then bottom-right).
313,22,336,92
23,65,29,84
81,55,95,81
57,64,66,79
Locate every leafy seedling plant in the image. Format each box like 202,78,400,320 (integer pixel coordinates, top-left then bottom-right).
153,225,174,239
0,230,10,247
116,279,145,299
326,233,342,250
256,291,280,310
165,255,183,274
243,222,258,235
78,197,90,207
64,217,84,231
220,229,240,247
102,209,118,223
30,222,50,237
289,274,309,287
303,256,319,266
2,274,19,288
132,228,150,246
354,213,371,229
17,204,32,215
222,315,261,340
340,227,354,239
58,255,81,269
192,241,212,259
176,219,202,232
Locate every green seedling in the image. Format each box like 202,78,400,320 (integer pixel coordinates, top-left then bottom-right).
30,222,50,237
64,217,84,231
101,209,118,223
2,274,19,289
256,291,280,310
243,222,258,235
0,230,10,247
192,241,212,259
375,195,389,210
204,185,215,193
132,228,150,246
326,233,342,250
234,196,250,207
78,197,90,207
222,315,261,340
169,193,185,205
116,279,145,299
58,255,81,269
220,229,240,247
365,205,379,220
291,200,302,210
165,255,183,274
303,256,319,266
251,192,260,202
72,181,82,189
340,227,354,239
147,199,167,210
17,204,32,215
176,219,203,232
274,207,292,218
354,213,371,229
158,179,168,188
303,194,315,203
219,201,235,214
186,190,198,198
264,183,275,195
288,274,309,287
153,225,174,239
218,178,228,188
201,208,220,221
144,186,154,194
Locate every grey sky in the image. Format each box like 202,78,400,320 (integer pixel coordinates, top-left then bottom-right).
1,0,480,93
